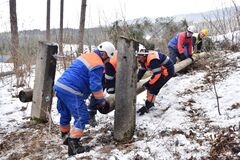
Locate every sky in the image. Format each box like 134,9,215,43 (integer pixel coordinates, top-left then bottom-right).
0,0,239,32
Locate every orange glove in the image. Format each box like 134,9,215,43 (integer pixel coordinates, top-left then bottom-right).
161,66,168,77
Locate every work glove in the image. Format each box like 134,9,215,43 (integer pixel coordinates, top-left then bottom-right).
96,99,110,114
179,53,186,60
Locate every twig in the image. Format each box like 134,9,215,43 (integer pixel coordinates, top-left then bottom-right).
212,78,221,115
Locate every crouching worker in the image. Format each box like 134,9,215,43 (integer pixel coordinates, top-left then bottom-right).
88,50,118,127
54,41,115,156
168,25,196,64
192,28,209,54
136,47,174,115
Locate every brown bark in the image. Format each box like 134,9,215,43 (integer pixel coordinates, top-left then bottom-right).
9,0,19,71
78,0,87,55
59,0,66,69
46,0,51,41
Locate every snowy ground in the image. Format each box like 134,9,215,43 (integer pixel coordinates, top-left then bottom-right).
0,51,240,160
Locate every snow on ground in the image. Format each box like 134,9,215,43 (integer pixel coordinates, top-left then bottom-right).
0,62,14,73
211,30,240,43
0,51,240,159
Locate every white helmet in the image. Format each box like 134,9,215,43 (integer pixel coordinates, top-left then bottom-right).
97,41,115,58
138,44,146,52
187,25,196,33
137,44,148,56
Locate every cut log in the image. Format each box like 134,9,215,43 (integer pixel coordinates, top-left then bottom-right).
19,88,33,102
0,71,14,77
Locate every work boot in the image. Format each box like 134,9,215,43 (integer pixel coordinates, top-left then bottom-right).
88,112,97,127
137,100,154,116
145,100,154,109
68,138,90,156
61,132,69,146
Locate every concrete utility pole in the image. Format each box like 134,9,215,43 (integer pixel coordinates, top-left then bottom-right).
113,37,138,142
31,42,58,122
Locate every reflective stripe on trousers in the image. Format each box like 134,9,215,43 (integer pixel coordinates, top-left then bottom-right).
55,81,83,96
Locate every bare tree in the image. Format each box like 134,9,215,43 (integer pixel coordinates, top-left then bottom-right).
59,0,66,69
9,0,22,86
46,0,51,41
78,0,87,55
231,0,240,30
59,0,64,56
203,2,240,51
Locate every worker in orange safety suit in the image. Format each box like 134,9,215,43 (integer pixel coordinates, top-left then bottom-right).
136,46,174,115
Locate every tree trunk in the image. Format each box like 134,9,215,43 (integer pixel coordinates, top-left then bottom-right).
78,0,87,55
113,37,137,142
9,0,20,85
59,0,66,69
46,0,51,41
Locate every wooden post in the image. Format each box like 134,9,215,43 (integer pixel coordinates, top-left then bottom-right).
31,42,58,122
46,0,51,41
113,37,137,142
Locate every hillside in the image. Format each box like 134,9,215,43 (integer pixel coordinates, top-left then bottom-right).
0,50,239,159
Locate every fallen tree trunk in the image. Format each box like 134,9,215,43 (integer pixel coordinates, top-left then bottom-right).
18,52,208,107
106,52,208,110
0,71,15,77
